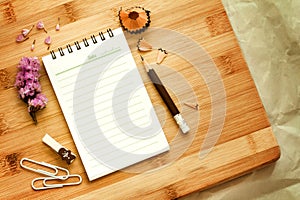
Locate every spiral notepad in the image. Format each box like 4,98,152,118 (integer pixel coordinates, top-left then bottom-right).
42,27,170,181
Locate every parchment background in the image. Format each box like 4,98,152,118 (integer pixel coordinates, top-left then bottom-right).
182,0,300,199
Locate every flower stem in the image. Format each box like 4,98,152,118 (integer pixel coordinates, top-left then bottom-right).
29,111,38,125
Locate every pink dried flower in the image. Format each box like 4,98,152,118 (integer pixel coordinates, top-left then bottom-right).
22,29,30,37
28,93,47,109
31,40,36,51
44,36,51,45
15,57,48,124
36,20,47,33
44,36,51,50
16,34,29,42
56,17,60,31
22,25,34,37
27,93,48,124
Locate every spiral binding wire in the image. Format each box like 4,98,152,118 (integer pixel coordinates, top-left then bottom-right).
83,38,89,47
58,47,64,56
91,35,97,44
74,41,81,50
50,29,114,59
66,44,73,53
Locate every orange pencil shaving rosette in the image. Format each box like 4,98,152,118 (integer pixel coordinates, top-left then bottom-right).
119,6,151,34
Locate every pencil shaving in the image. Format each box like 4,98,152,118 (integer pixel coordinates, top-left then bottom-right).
118,6,151,34
184,102,199,110
156,48,168,64
137,38,152,51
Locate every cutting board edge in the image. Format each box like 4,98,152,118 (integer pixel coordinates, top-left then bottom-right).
72,126,280,200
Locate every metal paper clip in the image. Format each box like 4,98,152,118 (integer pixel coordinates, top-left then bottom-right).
31,177,61,191
20,158,69,179
31,174,82,190
44,174,82,187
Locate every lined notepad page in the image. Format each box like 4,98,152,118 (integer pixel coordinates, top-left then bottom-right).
42,28,169,181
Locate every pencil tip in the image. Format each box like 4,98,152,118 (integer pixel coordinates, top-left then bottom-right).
140,55,144,61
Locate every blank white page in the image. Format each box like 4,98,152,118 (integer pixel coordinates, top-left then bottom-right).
42,28,169,181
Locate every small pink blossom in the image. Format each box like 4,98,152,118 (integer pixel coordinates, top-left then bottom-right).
22,25,34,37
22,29,30,37
16,34,29,42
44,36,51,45
15,57,48,124
28,93,48,111
31,40,36,51
36,21,44,29
36,21,47,33
56,17,60,31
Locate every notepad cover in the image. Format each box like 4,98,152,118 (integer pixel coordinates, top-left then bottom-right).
42,28,170,181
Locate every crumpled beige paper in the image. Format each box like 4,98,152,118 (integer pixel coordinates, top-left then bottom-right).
181,0,300,199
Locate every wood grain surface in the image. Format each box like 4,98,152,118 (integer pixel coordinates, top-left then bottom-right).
0,0,280,199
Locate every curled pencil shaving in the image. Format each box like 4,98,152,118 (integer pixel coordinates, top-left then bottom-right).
137,38,152,52
156,48,168,64
119,6,151,34
184,102,199,110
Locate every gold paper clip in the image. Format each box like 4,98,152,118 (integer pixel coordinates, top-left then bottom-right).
20,158,69,179
31,174,82,190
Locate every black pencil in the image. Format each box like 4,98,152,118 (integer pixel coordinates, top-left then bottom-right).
141,55,190,134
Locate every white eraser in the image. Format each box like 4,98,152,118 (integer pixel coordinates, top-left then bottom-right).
174,114,190,134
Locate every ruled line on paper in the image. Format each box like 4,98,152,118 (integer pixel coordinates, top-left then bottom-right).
77,117,150,141
62,79,134,107
56,60,127,84
57,64,129,92
89,139,158,160
55,47,122,76
82,128,153,152
64,80,135,108
86,141,158,164
73,100,145,129
81,121,156,149
57,62,130,96
75,104,148,133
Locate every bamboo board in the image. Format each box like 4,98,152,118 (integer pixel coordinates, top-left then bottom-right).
0,0,280,199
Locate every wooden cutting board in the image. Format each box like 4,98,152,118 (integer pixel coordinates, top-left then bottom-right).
0,0,280,199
